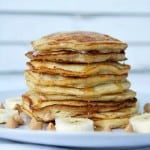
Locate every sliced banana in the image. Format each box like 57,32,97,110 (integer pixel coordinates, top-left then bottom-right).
5,97,22,109
55,117,94,132
0,109,18,123
130,113,150,133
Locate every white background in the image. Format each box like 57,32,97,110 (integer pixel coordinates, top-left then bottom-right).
0,0,150,93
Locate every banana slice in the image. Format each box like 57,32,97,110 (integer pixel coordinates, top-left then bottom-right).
5,97,22,109
0,109,18,123
55,117,94,132
130,113,150,133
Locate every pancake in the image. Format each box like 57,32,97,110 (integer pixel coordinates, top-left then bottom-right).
31,31,127,52
26,50,126,63
21,101,137,123
90,104,137,119
27,61,130,77
93,104,138,130
21,105,133,130
94,118,129,130
26,80,130,96
25,70,127,88
22,93,136,109
23,90,136,102
22,102,131,130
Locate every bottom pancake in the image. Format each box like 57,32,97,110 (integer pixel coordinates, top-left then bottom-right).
21,99,137,120
21,103,137,130
94,118,129,130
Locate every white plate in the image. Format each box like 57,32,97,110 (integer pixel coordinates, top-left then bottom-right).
0,90,150,148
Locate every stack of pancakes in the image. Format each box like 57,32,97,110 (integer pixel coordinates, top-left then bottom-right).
22,31,137,130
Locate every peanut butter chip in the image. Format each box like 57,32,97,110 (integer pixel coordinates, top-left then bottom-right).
103,125,112,132
124,124,134,132
5,118,19,128
46,123,56,131
0,102,4,109
29,118,43,130
14,104,22,114
144,103,150,113
13,114,24,125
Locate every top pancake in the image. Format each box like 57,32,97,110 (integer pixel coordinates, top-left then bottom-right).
31,31,127,52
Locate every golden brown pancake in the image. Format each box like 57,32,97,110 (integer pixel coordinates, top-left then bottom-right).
25,70,127,88
21,104,135,130
22,92,136,109
31,31,127,52
26,80,130,97
93,104,138,130
21,100,137,122
26,50,126,63
27,61,130,77
90,104,137,119
94,118,129,130
23,90,136,102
